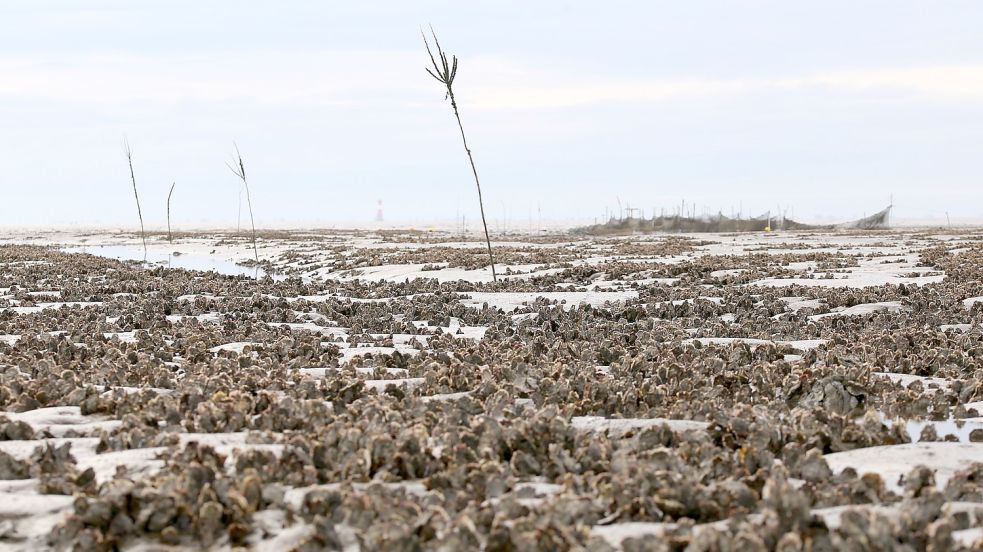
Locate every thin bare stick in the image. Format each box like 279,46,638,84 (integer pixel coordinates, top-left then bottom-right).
167,182,175,243
226,144,259,263
422,27,497,282
123,139,147,261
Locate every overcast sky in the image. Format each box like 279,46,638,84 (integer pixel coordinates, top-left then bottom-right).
2,1,982,228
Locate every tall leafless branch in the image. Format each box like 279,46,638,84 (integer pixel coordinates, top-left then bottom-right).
167,182,175,243
422,27,497,282
226,144,259,263
123,139,147,261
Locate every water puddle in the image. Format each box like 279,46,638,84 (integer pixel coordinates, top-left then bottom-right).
879,412,983,443
900,418,983,442
63,245,286,280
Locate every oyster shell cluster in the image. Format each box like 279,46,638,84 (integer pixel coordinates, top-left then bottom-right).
0,228,981,550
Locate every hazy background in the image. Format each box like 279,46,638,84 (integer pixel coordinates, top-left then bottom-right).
1,1,982,228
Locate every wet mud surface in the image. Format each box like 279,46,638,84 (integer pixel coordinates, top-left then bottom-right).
0,228,982,550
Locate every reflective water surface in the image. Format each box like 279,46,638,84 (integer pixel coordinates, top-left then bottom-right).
63,244,285,280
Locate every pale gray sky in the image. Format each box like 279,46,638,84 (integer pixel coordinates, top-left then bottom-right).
1,1,982,227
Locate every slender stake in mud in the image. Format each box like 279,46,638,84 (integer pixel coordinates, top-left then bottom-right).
167,182,175,243
226,144,259,263
423,27,497,281
123,139,147,261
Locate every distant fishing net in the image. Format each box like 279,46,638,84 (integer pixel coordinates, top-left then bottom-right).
576,205,892,235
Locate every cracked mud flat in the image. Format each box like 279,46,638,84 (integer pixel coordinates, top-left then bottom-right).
0,227,982,550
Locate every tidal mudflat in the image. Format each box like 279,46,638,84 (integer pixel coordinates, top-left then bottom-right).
1,227,982,550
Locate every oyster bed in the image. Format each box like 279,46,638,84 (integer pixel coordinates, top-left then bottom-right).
1,228,982,550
